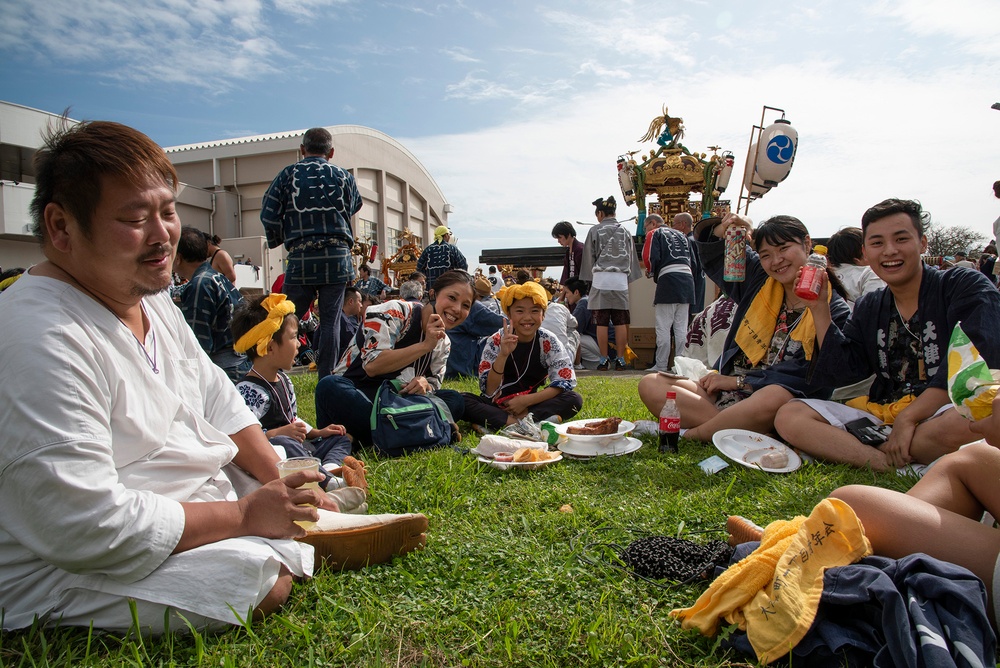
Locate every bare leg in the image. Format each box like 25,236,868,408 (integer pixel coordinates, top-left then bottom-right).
614,324,628,360
774,401,892,471
831,443,1000,626
909,408,983,464
685,385,793,443
905,442,1000,517
638,373,719,428
252,566,293,621
597,326,609,359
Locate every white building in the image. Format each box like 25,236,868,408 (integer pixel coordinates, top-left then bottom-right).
0,101,452,290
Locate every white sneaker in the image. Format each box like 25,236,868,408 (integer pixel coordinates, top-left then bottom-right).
325,487,368,514
632,419,659,436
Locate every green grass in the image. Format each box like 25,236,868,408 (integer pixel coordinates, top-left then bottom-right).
1,374,915,667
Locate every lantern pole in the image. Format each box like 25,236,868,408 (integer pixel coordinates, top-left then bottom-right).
737,105,787,215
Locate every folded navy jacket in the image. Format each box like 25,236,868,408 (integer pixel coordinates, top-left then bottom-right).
723,544,995,667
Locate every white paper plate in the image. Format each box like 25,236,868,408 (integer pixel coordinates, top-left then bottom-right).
555,419,636,447
712,429,801,473
558,436,642,459
477,453,563,470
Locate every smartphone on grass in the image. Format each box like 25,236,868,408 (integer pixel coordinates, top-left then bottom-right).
844,417,892,446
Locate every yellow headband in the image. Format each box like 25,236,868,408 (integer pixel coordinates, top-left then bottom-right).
234,293,296,356
498,281,549,315
0,274,21,292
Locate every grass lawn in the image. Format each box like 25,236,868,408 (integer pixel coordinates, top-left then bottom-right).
1,373,915,667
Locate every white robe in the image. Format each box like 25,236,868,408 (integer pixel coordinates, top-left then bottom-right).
0,273,312,632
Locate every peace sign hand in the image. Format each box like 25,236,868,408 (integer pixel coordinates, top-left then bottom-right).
498,319,518,357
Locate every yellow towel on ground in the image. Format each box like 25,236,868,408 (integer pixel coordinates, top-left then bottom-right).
733,278,828,366
844,394,915,424
671,498,871,664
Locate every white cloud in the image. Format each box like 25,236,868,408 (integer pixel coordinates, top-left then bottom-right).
872,0,1000,39
0,0,284,90
538,7,697,68
577,61,632,80
440,47,481,63
443,72,572,106
272,0,354,19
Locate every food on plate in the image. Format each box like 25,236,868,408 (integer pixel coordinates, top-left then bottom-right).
493,452,515,463
759,449,789,469
744,446,789,469
566,417,623,435
513,447,557,463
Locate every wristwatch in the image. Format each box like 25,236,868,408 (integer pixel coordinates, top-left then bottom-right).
735,375,747,391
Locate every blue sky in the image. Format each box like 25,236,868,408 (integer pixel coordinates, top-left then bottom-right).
2,0,999,269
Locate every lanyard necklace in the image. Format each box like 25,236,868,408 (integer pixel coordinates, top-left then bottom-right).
498,333,538,394
249,367,295,423
69,275,159,374
894,306,927,381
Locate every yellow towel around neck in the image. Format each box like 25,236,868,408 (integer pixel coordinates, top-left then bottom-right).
671,498,871,664
733,278,829,366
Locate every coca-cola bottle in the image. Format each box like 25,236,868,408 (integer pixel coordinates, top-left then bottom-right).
658,391,680,453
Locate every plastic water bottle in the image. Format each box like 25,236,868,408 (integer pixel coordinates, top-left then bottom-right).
794,244,828,300
658,391,680,453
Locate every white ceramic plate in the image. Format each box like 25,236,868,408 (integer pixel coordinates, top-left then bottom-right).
712,429,801,473
477,453,563,471
558,436,642,459
555,419,636,447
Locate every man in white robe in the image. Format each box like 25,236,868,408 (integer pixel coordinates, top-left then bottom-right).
0,119,426,633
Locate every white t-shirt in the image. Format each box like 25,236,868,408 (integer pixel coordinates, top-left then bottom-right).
0,273,311,630
832,263,885,307
541,302,580,357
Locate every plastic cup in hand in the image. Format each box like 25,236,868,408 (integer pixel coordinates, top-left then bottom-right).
276,456,321,530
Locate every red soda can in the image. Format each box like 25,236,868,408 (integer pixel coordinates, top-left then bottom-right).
724,226,746,282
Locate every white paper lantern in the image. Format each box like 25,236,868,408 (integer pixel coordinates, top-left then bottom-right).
743,142,771,197
754,119,798,186
716,151,735,192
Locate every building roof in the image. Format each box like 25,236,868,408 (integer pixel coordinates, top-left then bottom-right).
164,130,304,153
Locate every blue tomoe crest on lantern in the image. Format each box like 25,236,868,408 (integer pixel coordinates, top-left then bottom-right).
754,118,798,186
766,134,795,164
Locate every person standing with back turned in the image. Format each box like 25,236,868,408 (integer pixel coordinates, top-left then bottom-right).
261,127,361,378
579,196,641,370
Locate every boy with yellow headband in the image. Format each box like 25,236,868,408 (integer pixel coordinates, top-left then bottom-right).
462,281,583,429
232,294,366,493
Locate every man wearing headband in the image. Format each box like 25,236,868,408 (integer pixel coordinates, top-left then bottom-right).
416,224,468,288
580,196,641,371
261,127,362,379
